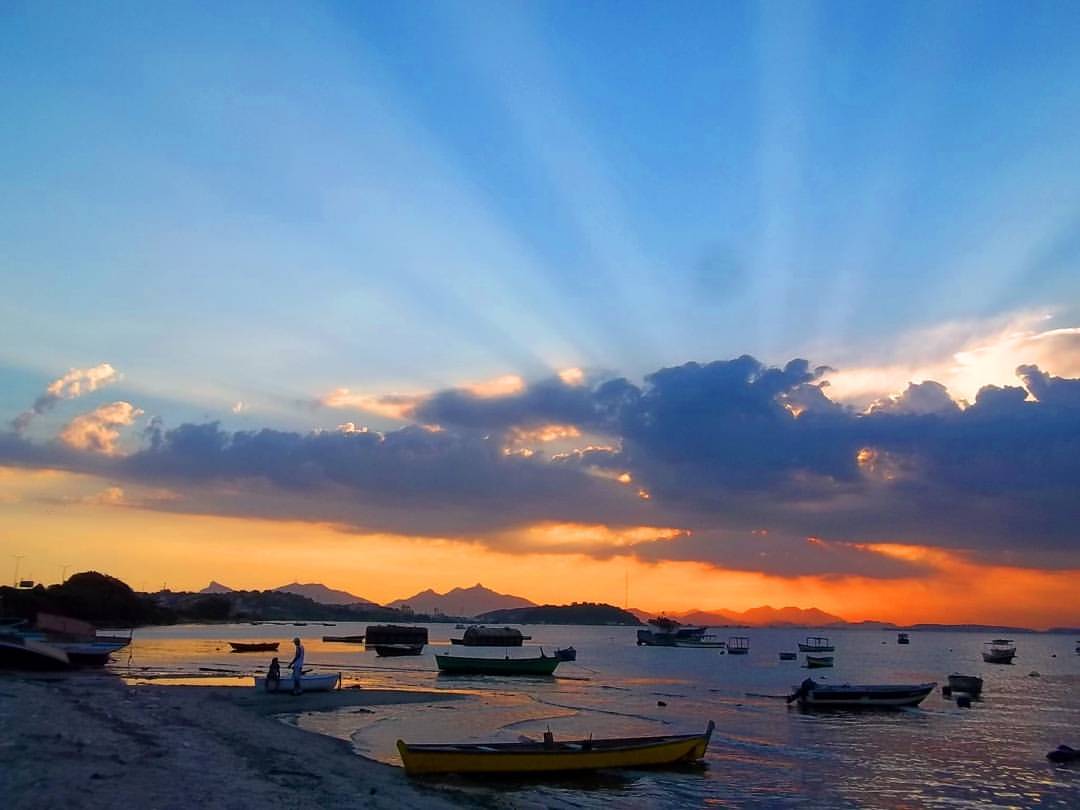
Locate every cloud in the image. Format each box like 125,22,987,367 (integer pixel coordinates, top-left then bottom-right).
13,363,121,431
317,388,421,421
231,401,247,414
59,401,144,455
2,354,1078,577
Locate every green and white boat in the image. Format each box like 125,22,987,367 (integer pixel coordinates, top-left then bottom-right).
434,652,560,676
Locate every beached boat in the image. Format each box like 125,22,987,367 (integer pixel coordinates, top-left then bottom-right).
982,639,1016,664
554,647,577,661
9,614,131,666
450,626,531,646
947,674,984,697
0,634,71,669
779,652,797,661
397,721,715,775
788,678,935,709
374,643,424,657
434,652,560,676
228,641,279,653
897,632,910,644
798,636,834,653
253,672,341,692
322,635,365,643
727,636,750,654
805,655,834,668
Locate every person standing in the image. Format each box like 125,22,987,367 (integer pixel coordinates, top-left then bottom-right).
287,637,305,695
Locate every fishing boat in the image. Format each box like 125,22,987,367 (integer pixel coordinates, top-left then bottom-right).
374,643,424,657
982,639,1016,664
805,655,834,668
727,636,750,654
947,674,984,697
897,632,910,645
397,721,715,775
779,652,797,661
450,626,531,646
636,617,712,647
673,634,726,649
798,636,834,653
228,641,279,653
434,652,560,676
322,635,365,643
253,672,341,692
0,634,71,669
554,646,577,661
788,678,935,709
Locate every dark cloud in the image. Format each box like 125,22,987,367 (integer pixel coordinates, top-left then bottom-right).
2,357,1078,577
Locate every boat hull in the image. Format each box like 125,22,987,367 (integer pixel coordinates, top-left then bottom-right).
0,637,71,670
374,644,424,657
805,656,834,668
982,651,1015,664
794,680,935,709
434,654,559,676
254,673,340,692
398,722,714,775
229,642,279,653
947,675,984,697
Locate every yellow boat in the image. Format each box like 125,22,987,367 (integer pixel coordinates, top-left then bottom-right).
397,721,714,775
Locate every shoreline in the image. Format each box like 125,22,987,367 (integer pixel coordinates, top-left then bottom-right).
0,672,491,809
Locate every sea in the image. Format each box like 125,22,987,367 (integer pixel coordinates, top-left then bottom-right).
116,623,1080,808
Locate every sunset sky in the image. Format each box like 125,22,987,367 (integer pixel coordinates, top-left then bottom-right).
2,2,1079,627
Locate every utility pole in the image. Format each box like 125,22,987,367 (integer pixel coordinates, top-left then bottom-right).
12,555,24,587
60,564,70,584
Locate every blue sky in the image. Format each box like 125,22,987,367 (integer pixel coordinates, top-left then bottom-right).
2,0,1079,428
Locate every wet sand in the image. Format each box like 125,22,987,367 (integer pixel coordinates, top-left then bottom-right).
0,673,489,809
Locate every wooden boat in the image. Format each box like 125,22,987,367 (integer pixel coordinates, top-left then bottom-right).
636,617,711,646
805,655,834,668
374,643,424,657
798,636,834,653
779,652,797,661
435,652,560,676
982,639,1016,664
947,674,983,697
397,721,715,775
253,672,341,692
366,625,428,647
788,679,935,709
450,626,531,646
897,632,910,644
228,641,280,653
0,635,71,670
553,647,577,661
727,636,750,654
322,635,365,643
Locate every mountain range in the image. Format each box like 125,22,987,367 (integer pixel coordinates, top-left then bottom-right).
387,584,535,617
198,581,375,605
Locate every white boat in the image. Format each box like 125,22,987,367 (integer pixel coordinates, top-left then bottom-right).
798,636,834,653
672,634,726,649
636,617,712,647
788,679,936,709
254,672,341,692
982,639,1016,664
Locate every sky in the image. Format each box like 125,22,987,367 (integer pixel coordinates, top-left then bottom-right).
2,1,1079,626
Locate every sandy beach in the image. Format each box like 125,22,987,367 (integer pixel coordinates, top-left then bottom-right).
0,673,488,809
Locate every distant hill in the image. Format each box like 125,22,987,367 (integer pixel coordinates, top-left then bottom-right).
388,584,534,617
477,603,642,626
199,581,234,594
272,582,376,606
631,605,846,627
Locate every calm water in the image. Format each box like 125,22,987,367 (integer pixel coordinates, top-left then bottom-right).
116,623,1080,808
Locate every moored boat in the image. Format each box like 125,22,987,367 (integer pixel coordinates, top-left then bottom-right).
727,636,750,654
323,635,365,643
435,652,560,676
788,678,935,709
450,626,531,646
229,641,280,653
779,652,797,661
982,639,1016,664
374,643,424,657
672,634,726,649
397,721,715,775
636,616,711,647
798,636,834,653
0,635,71,669
254,672,341,692
554,646,577,661
947,674,984,697
805,655,834,668
366,625,428,649
897,632,910,645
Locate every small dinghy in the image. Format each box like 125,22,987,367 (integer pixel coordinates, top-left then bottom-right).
254,672,341,692
982,639,1016,664
374,643,424,657
805,655,834,668
229,641,279,653
788,678,935,709
798,636,835,653
435,651,560,676
554,647,577,661
397,722,715,775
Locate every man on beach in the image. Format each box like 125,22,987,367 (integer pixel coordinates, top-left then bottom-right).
287,637,305,695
